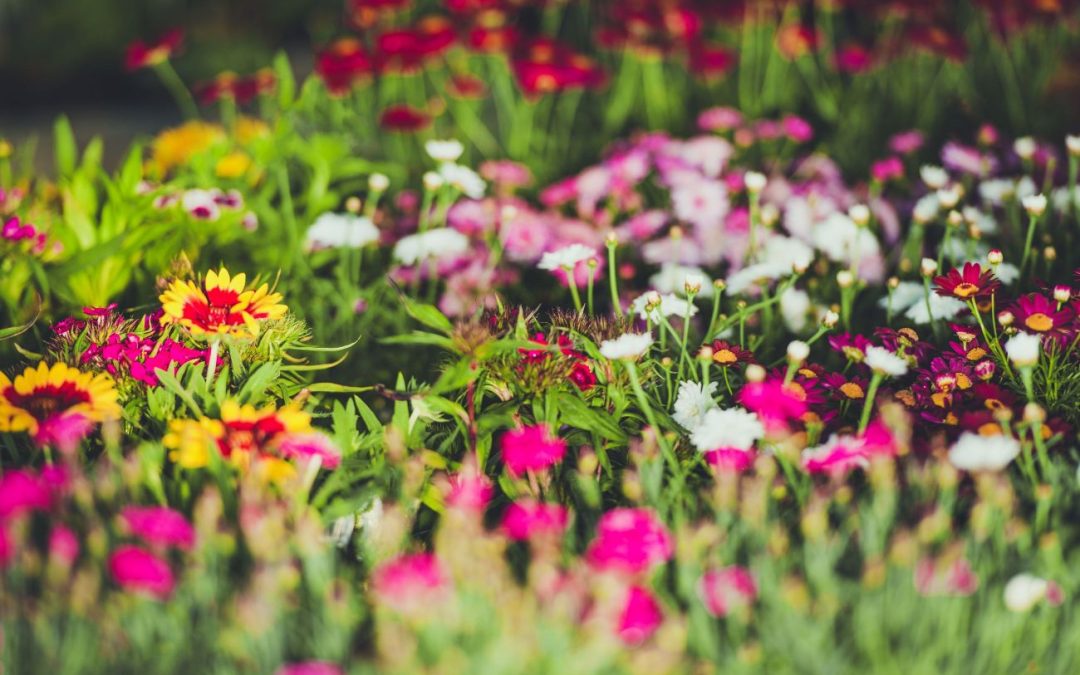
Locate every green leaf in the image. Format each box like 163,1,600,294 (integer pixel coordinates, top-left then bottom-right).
352,395,383,434
381,332,457,350
0,296,41,341
273,51,296,107
288,335,362,352
236,362,281,404
53,115,77,177
555,392,627,443
398,295,453,335
306,382,376,394
154,368,204,417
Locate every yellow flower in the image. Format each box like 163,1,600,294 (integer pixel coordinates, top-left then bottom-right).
235,117,270,144
0,361,120,440
159,267,287,339
151,121,225,175
215,151,252,179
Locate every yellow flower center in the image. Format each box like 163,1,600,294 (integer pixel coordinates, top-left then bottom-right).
713,349,737,365
978,423,1002,436
839,382,865,399
966,347,988,361
952,282,979,298
1024,313,1054,332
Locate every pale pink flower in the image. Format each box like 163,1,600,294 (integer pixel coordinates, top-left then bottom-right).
445,471,494,513
499,211,552,263
48,524,80,567
889,130,924,155
587,508,673,574
697,106,743,132
479,160,532,191
501,425,567,477
276,432,342,469
615,210,670,242
699,566,757,617
447,198,495,235
671,177,729,229
802,435,870,476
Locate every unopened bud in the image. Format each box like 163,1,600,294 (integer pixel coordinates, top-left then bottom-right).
946,210,964,227
937,186,962,210
822,310,839,328
998,310,1015,327
836,270,855,288
1067,135,1080,157
344,196,362,213
988,249,1003,265
1054,285,1071,303
888,276,900,289
920,258,938,277
849,204,871,227
1022,194,1047,217
423,171,444,191
1044,246,1057,262
1014,136,1036,160
975,360,996,381
787,340,810,364
368,173,390,192
761,203,780,227
745,363,766,383
1024,402,1045,424
745,171,767,193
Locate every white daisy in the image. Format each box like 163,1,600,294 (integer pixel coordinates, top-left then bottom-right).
599,332,653,360
947,432,1021,472
864,346,908,377
306,213,380,249
538,243,598,271
672,381,719,432
690,407,764,453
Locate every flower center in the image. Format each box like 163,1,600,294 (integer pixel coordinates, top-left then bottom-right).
952,282,979,298
839,382,865,399
713,349,737,365
1024,313,1054,332
978,423,1002,436
7,383,90,422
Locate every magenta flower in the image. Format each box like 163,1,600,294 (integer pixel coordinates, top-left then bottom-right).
0,470,53,520
738,379,807,433
802,435,869,476
697,106,743,132
889,130,924,155
871,156,904,182
914,556,979,597
371,553,448,612
276,432,342,469
33,413,93,455
445,471,494,513
704,448,756,473
109,545,175,599
501,500,568,541
617,585,663,644
275,662,343,675
501,425,567,477
699,566,757,617
0,526,11,567
48,524,80,567
587,508,673,574
781,115,813,143
120,506,196,551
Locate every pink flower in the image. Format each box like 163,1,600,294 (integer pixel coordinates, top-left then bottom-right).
699,566,757,617
704,448,756,472
445,471,494,513
499,211,552,263
276,432,342,469
447,199,495,236
121,506,196,550
275,662,343,675
587,508,673,574
889,130,924,155
617,586,663,644
871,156,905,182
697,106,743,132
48,524,80,567
835,44,874,73
0,470,53,520
781,115,814,143
0,526,11,567
501,500,568,541
371,553,448,611
670,177,729,229
480,160,532,191
32,413,93,454
914,556,979,597
109,545,175,598
801,435,869,476
501,425,567,477
738,379,807,433
615,210,669,242
942,141,994,177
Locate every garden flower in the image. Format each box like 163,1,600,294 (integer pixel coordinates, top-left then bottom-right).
802,434,869,475
1010,294,1073,339
738,379,808,432
630,292,698,322
501,425,567,477
315,38,372,94
125,28,183,71
649,263,712,298
48,524,80,568
306,213,380,249
1003,574,1063,612
672,380,718,432
904,294,967,325
864,346,908,377
501,500,569,541
439,163,486,199
151,121,225,174
710,340,755,366
0,470,54,519
0,361,120,448
948,432,1021,472
425,139,464,163
599,332,653,361
181,189,221,221
445,471,494,514
933,262,1000,300
537,244,597,272
1005,332,1041,367
587,508,673,574
120,506,196,551
699,566,757,617
371,553,448,612
159,267,287,339
392,228,469,265
379,105,431,132
617,586,663,644
914,556,978,597
109,545,175,599
276,433,343,469
690,408,764,470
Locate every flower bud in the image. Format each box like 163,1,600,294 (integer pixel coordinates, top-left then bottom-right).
761,203,780,227
745,363,766,383
920,165,948,190
937,186,961,210
1014,136,1036,160
1044,246,1057,262
975,360,996,381
946,210,964,228
697,345,714,361
713,278,727,292
669,225,684,240
787,340,810,365
988,249,1003,265
920,258,938,277
684,277,702,295
1023,402,1045,424
822,310,839,328
997,310,1015,327
423,171,444,191
849,204,871,226
836,270,855,288
368,173,390,192
744,171,767,193
344,196,362,213
888,276,900,289
1053,285,1071,303
1067,135,1080,158
1022,194,1047,217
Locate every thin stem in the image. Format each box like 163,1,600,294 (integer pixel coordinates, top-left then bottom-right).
858,372,884,434
153,61,199,120
206,339,220,392
565,267,583,313
607,241,623,317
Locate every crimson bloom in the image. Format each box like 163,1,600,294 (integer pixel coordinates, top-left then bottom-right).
617,586,663,644
933,262,1000,300
379,104,432,132
315,38,373,95
1012,293,1075,341
501,425,567,477
501,500,568,541
125,29,183,71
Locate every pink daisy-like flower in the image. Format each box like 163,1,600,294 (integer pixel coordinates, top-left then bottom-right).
738,379,808,433
275,663,343,675
109,545,175,599
120,506,196,551
802,434,870,476
501,425,567,477
587,508,673,574
699,566,758,617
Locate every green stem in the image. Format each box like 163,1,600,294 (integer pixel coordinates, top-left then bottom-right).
153,60,199,121
858,372,884,434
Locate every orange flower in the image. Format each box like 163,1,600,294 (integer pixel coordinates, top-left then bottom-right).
159,267,286,339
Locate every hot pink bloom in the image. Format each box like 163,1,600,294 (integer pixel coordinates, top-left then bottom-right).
738,379,807,433
802,435,869,476
914,556,979,597
781,115,813,143
120,506,196,550
48,524,80,567
480,160,532,191
889,130,924,155
617,585,663,644
445,471,494,513
587,508,673,574
499,211,552,263
33,413,93,454
501,500,568,541
501,425,567,477
275,663,343,675
871,156,905,182
835,43,874,73
704,448,756,473
371,553,448,611
276,432,342,469
0,470,53,519
699,566,757,617
0,526,11,567
109,545,175,599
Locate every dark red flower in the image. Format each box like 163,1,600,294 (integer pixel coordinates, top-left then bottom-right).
933,263,1000,300
467,25,520,53
125,29,184,71
1012,293,1074,338
348,0,411,29
447,73,487,98
709,340,755,367
688,43,736,80
315,38,373,96
379,104,431,132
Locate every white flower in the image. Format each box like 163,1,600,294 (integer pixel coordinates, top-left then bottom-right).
1022,194,1047,217
181,189,220,221
994,262,1020,285
878,281,923,311
760,235,814,272
422,171,444,191
1067,135,1080,156
425,139,464,163
392,228,469,265
864,346,908,377
920,165,949,190
306,213,380,249
690,407,764,453
1005,332,1041,367
912,194,939,223
724,262,791,295
1051,186,1080,214
904,294,966,325
368,173,390,192
849,204,871,226
948,432,1021,472
1014,136,1036,160
439,163,486,199
650,264,713,298
600,332,653,360
538,244,597,271
779,287,811,333
672,381,718,432
630,293,699,322
811,212,880,269
978,178,1016,205
744,171,767,192
1003,574,1058,613
787,340,810,363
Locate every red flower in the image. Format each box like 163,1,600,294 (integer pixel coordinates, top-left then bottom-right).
125,29,184,71
315,38,373,96
709,340,755,367
379,105,431,132
447,73,487,99
467,25,520,53
688,43,736,81
933,262,1000,300
1012,293,1075,341
835,43,875,73
512,39,605,98
348,0,411,29
776,24,819,60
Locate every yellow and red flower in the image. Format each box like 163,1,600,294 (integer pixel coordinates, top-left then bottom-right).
933,262,1000,300
0,362,120,448
159,267,287,339
163,400,339,481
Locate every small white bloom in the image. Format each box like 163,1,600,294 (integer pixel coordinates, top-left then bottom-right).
948,432,1021,472
904,294,966,324
306,213,380,249
439,163,486,199
600,332,653,360
760,235,814,273
937,185,962,210
392,228,469,265
811,212,880,269
744,171,767,193
920,257,938,276
848,204,871,226
822,309,839,328
920,165,949,190
1005,332,1041,367
1022,193,1047,217
1067,134,1080,156
1014,136,1036,160
979,178,1016,206
787,340,810,363
368,173,390,192
631,293,699,322
913,194,940,223
836,270,855,288
672,381,718,432
864,346,908,377
538,243,597,271
690,407,764,453
422,171,444,191
879,281,924,312
1003,574,1056,613
723,262,791,295
780,287,811,333
425,139,465,163
650,264,713,298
